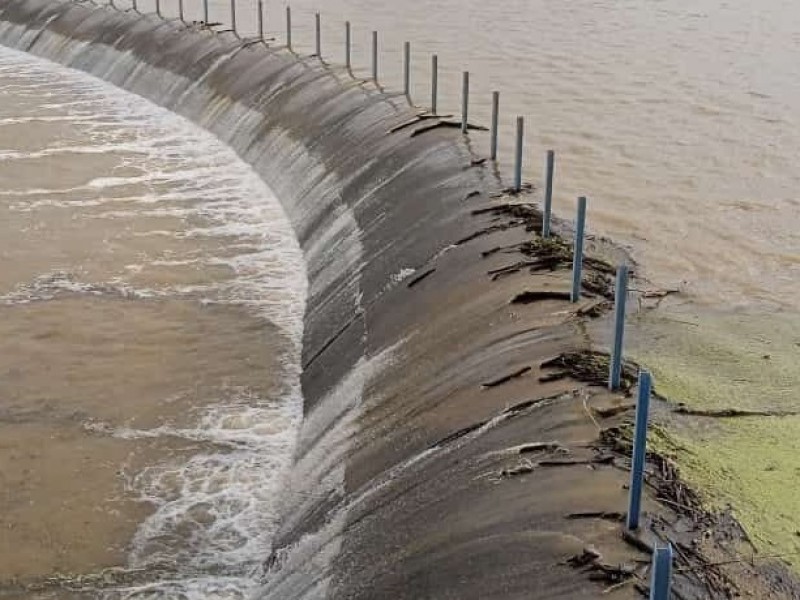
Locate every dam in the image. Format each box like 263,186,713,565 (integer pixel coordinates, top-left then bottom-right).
0,0,798,599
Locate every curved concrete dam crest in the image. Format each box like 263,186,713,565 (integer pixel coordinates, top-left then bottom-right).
3,2,793,599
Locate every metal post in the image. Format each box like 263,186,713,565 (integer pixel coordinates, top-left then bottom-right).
403,41,411,98
609,264,629,389
257,0,264,40
431,54,438,114
627,369,652,530
155,0,160,17
202,0,208,23
178,0,184,22
286,6,292,50
345,21,351,70
514,116,524,192
315,12,321,58
372,31,378,83
230,0,236,35
649,544,673,600
543,150,555,238
132,0,137,12
461,71,469,133
570,196,587,303
490,91,499,160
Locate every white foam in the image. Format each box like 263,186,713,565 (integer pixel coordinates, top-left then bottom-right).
0,45,309,599
0,113,99,124
121,399,301,569
0,271,154,304
107,577,253,600
258,342,401,599
390,267,417,284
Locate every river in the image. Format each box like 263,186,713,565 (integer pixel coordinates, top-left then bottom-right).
0,45,305,598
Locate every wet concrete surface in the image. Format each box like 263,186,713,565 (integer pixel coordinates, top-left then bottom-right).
0,2,798,598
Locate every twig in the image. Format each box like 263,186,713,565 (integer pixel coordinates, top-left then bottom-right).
673,406,800,418
603,577,638,594
582,392,602,431
674,550,800,573
621,529,654,554
481,366,531,388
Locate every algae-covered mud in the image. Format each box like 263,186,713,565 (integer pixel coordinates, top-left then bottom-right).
627,307,800,567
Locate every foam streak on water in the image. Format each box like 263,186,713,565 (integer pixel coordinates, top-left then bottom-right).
0,46,307,598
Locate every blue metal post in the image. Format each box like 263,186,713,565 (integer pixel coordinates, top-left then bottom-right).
230,0,236,35
257,0,264,40
490,91,499,160
514,116,524,192
461,71,469,133
178,0,184,22
431,54,438,114
626,369,652,530
315,12,321,58
132,0,138,12
609,264,629,389
286,6,292,49
372,31,378,83
543,150,555,238
155,0,160,17
345,22,351,70
203,0,208,23
570,196,587,303
404,41,411,98
649,544,673,600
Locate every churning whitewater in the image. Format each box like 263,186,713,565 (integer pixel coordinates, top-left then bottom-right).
0,44,307,598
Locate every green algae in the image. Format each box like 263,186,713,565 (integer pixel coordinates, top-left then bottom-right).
624,309,800,566
651,417,800,565
631,310,798,412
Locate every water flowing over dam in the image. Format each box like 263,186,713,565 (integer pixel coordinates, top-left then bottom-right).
0,1,798,599
0,29,307,599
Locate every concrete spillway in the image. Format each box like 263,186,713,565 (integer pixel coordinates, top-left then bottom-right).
3,2,794,599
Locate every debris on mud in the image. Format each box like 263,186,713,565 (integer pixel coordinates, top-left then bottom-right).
481,366,532,388
539,351,638,393
565,546,640,588
672,405,800,419
407,268,436,288
510,290,571,304
565,511,625,522
470,204,618,298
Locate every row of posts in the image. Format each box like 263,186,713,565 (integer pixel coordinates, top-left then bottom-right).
108,0,674,595
598,227,672,598
568,213,673,598
296,8,532,190
123,0,532,193
571,200,672,598
310,8,670,582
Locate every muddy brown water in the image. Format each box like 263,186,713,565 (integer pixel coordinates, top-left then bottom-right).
0,47,305,598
